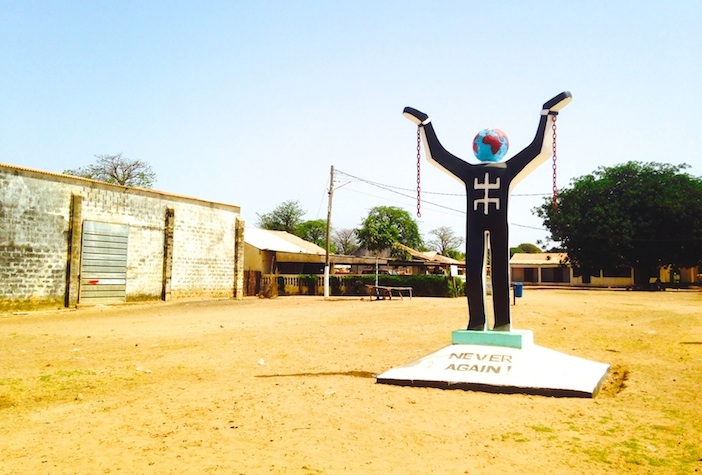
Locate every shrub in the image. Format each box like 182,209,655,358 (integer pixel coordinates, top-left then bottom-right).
299,274,317,296
334,275,464,298
330,276,343,295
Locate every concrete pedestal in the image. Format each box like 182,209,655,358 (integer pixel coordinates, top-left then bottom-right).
376,330,609,398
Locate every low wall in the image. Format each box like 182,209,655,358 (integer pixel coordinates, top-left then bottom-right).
258,274,464,298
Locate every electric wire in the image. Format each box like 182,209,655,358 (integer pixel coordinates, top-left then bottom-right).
335,169,550,197
343,186,466,218
335,168,551,231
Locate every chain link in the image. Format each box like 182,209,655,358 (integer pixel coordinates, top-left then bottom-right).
416,127,422,218
551,115,558,213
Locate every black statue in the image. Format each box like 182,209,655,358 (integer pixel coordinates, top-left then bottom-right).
403,92,572,331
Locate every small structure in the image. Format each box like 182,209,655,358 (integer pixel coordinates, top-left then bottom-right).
510,253,701,288
243,228,386,295
244,227,328,276
391,243,465,276
510,252,638,288
352,244,465,277
510,253,570,285
657,265,702,286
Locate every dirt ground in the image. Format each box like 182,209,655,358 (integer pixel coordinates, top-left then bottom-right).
1,289,701,474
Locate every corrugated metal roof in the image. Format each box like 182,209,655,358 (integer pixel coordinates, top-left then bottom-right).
244,228,326,254
393,242,464,265
510,252,567,266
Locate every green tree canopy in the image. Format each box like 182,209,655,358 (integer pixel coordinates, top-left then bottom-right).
536,161,702,281
63,153,156,188
257,201,334,250
356,206,423,257
295,219,328,248
510,242,543,256
257,200,305,233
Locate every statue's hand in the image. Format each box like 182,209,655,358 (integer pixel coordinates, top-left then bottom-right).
403,107,430,125
542,92,572,114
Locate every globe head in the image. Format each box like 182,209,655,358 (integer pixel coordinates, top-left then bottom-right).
472,128,509,162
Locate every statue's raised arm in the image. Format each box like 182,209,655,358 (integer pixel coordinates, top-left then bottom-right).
507,91,572,185
403,107,470,182
543,91,573,112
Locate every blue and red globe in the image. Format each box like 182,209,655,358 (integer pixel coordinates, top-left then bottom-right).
473,128,509,162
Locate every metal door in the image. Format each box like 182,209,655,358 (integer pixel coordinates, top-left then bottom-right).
79,221,128,304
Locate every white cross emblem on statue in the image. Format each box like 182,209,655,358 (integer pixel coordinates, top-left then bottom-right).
473,172,501,215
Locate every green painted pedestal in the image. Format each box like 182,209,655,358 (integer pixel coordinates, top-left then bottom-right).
451,329,534,349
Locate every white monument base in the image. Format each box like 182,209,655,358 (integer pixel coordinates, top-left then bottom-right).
376,330,610,398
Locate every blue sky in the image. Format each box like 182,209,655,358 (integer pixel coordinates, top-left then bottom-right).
2,1,700,248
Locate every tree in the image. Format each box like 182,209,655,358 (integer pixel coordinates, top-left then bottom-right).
427,226,463,258
510,242,543,257
332,228,359,255
295,219,327,248
63,153,156,188
356,206,423,257
257,200,305,233
257,202,334,250
536,161,702,284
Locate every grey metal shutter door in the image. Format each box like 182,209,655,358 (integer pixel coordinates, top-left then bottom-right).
79,221,128,304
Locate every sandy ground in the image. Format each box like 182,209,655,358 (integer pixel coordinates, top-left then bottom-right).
1,289,701,474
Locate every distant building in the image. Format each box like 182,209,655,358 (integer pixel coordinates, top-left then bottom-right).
510,253,572,285
1,162,244,311
510,252,635,287
243,227,386,295
510,252,700,288
390,242,465,277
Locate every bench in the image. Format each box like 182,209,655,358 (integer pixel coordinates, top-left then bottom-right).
368,285,413,300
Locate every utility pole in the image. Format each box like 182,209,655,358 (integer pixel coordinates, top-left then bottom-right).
324,165,334,298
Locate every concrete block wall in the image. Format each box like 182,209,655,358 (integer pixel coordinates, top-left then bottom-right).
170,202,238,299
79,186,168,300
0,168,72,309
0,164,242,311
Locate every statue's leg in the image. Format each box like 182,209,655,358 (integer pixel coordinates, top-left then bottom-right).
466,227,487,330
491,226,511,331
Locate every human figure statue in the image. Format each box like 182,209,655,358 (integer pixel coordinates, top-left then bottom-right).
403,92,572,331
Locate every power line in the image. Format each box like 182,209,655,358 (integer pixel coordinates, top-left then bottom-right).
336,169,465,213
336,169,461,196
335,168,550,197
334,167,550,232
343,187,466,218
510,222,548,231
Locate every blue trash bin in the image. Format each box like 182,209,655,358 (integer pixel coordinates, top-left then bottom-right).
514,283,523,298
